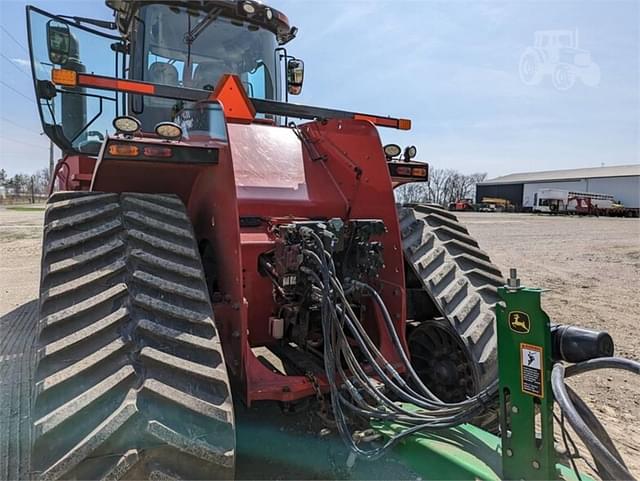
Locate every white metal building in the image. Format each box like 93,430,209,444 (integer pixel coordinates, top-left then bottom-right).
476,164,640,210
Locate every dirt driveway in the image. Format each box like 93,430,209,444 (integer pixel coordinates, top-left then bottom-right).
1,207,638,479
0,208,42,312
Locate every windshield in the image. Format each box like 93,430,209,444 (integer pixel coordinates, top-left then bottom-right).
140,4,277,99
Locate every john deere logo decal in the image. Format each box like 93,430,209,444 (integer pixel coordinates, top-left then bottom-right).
509,311,530,334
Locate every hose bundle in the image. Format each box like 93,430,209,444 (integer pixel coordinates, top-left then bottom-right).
297,226,498,459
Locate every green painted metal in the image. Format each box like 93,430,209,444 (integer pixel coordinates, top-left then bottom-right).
373,413,502,480
375,414,591,481
496,285,556,480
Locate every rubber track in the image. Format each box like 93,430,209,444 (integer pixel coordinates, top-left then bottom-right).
31,192,235,480
398,204,504,393
0,301,38,481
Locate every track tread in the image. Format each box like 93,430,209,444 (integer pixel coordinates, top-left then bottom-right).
399,204,504,394
32,192,235,480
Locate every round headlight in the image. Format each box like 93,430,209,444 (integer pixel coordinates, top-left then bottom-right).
113,116,141,134
155,122,183,141
242,2,256,14
405,145,417,159
265,8,273,20
383,143,402,158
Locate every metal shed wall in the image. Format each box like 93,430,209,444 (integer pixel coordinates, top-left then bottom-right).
587,177,640,208
475,183,524,207
522,176,640,208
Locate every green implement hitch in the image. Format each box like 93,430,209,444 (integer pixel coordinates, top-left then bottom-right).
373,270,594,481
497,272,556,480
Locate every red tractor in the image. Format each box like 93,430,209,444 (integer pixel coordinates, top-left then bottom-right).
25,2,503,478
448,198,475,212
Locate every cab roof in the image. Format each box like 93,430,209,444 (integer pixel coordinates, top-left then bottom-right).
105,0,296,44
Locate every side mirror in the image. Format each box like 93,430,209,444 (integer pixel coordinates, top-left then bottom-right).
47,20,71,65
287,58,304,95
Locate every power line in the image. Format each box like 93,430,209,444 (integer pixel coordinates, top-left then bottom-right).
0,116,40,134
0,25,29,55
0,52,31,78
0,136,48,150
0,79,33,102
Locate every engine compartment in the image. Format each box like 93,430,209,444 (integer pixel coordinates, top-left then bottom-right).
259,219,386,355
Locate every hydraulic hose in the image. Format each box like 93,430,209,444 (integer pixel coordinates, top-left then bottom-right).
287,226,500,458
551,357,640,481
356,281,499,409
566,385,625,480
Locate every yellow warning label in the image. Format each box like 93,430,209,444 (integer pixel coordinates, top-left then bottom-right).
520,343,543,398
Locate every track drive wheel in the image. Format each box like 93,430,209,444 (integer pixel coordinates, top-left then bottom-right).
398,204,504,403
31,192,234,480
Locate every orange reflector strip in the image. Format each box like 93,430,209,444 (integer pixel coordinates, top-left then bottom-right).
51,69,77,87
108,144,139,157
78,74,155,95
354,114,393,127
398,119,412,130
143,146,172,158
354,114,412,130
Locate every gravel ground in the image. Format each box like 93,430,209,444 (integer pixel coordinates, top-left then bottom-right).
0,207,638,479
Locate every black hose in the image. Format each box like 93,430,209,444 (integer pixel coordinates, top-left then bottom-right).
566,385,625,480
564,357,640,377
357,281,499,409
551,360,637,481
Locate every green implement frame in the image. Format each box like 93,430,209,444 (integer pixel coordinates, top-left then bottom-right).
373,274,594,481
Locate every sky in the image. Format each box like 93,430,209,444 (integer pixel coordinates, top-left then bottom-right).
0,0,638,179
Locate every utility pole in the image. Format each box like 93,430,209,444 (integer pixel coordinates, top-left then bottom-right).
49,140,54,178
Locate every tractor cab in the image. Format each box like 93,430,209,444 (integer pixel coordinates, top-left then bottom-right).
26,1,303,156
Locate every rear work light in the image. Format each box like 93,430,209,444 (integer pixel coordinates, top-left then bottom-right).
143,146,173,158
113,116,141,135
108,144,139,157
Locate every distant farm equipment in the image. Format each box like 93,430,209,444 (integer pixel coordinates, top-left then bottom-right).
519,29,601,90
533,188,639,216
448,197,514,213
479,197,514,212
448,198,474,211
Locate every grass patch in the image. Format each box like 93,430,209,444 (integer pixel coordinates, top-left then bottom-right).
4,206,46,212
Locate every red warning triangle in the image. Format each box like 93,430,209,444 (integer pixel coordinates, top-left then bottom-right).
210,74,256,123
